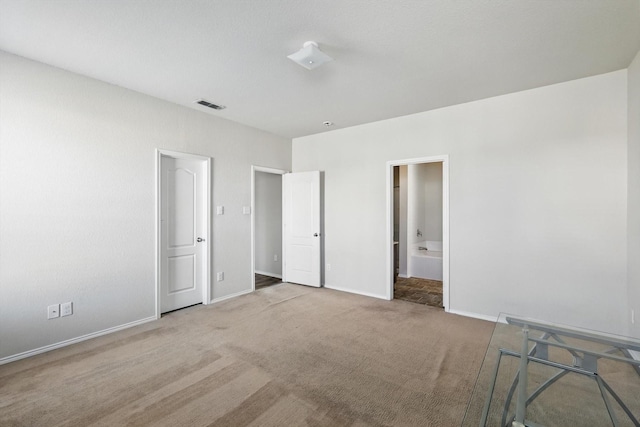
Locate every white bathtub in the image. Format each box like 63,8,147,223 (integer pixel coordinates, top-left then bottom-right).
410,240,443,281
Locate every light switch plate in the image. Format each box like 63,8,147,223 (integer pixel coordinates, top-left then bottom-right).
61,302,73,317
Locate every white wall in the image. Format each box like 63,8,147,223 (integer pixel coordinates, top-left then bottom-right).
293,71,628,334
407,164,422,246
0,52,291,361
628,50,640,338
254,172,282,277
398,166,408,276
408,162,443,245
422,162,443,242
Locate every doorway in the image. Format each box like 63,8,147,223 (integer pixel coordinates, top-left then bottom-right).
251,166,287,291
156,149,211,317
386,156,449,310
251,168,323,290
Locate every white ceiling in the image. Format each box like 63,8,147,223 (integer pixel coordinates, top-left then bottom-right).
1,1,639,139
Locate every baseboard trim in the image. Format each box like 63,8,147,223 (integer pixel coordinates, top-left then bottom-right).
397,274,409,278
448,309,498,323
211,288,253,304
323,284,387,300
0,316,157,366
255,271,282,279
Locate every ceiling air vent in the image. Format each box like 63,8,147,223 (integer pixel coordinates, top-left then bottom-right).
195,99,226,110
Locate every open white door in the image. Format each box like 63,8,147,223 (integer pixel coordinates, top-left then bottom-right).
283,171,321,287
159,153,210,313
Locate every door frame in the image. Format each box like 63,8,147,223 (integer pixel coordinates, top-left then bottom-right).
386,155,450,310
250,165,288,291
155,149,212,319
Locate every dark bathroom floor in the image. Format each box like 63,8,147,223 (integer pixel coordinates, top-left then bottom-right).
255,273,282,290
394,276,443,308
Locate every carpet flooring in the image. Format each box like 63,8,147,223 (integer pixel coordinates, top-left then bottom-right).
394,277,443,308
0,284,493,426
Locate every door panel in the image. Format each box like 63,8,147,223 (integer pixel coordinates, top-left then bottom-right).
161,156,206,312
283,171,320,287
168,255,195,293
168,168,196,247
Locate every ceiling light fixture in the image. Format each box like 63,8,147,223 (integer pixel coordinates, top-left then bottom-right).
287,41,333,70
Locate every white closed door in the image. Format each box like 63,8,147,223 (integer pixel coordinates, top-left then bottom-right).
160,156,206,312
283,171,321,287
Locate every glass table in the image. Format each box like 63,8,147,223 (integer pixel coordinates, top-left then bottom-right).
462,313,640,427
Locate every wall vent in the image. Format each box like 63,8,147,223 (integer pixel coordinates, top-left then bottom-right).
195,99,226,110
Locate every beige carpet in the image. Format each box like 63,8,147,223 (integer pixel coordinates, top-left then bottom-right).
0,284,493,426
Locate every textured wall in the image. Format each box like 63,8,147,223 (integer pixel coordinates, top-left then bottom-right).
293,71,628,334
0,52,291,360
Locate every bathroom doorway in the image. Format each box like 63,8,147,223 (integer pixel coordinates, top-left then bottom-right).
386,156,449,310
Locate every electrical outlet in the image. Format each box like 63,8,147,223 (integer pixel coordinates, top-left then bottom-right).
47,304,60,319
217,272,224,282
61,302,73,317
326,263,331,271
274,254,278,262
216,206,224,215
243,206,251,215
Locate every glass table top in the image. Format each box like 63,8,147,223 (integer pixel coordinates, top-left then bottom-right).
462,313,640,427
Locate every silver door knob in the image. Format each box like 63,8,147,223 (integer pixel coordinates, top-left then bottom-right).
197,237,205,242
313,233,319,237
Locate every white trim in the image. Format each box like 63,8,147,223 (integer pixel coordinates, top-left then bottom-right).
448,309,498,323
629,350,640,361
211,289,253,304
0,316,156,365
324,284,387,300
156,149,212,318
254,270,282,279
386,155,450,311
250,165,288,292
397,273,409,279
